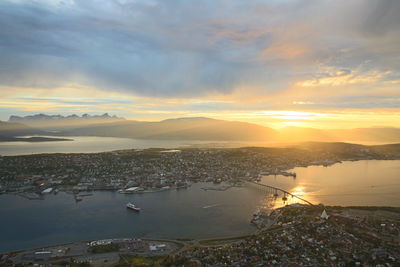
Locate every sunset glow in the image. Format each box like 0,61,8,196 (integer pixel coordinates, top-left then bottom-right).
0,0,398,130
1,1,400,262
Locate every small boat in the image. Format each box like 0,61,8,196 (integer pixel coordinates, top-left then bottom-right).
202,204,220,209
78,193,93,197
126,202,141,212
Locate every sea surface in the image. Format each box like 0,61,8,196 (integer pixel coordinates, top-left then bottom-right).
1,136,391,156
0,136,253,156
0,160,399,253
261,160,400,207
0,136,200,156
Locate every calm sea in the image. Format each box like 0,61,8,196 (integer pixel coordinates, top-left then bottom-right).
0,136,392,156
0,136,201,156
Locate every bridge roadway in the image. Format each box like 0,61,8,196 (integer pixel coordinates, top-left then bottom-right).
242,179,314,206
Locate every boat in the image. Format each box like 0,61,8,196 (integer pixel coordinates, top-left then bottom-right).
202,204,220,209
126,202,141,212
78,193,93,197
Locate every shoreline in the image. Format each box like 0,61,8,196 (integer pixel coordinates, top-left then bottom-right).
0,136,73,143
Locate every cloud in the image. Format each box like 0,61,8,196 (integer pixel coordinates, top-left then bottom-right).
0,0,399,109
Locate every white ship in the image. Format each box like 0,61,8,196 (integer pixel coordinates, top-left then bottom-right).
126,202,141,212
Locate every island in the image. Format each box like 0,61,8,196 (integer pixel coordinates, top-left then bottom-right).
0,136,73,142
0,142,399,196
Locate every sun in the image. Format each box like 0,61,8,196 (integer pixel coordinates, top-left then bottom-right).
249,110,328,128
278,121,308,128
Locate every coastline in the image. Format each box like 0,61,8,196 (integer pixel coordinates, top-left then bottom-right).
0,136,73,143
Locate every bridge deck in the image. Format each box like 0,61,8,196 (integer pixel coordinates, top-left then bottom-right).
243,180,314,206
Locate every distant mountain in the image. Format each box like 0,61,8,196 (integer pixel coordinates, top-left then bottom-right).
9,113,121,121
278,127,400,143
330,127,400,143
279,127,335,142
0,121,47,137
3,114,400,144
62,117,278,141
0,136,72,142
8,113,124,130
60,117,400,143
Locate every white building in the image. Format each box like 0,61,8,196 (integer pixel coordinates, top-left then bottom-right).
321,209,329,220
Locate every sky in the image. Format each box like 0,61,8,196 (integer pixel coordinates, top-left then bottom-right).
0,0,399,129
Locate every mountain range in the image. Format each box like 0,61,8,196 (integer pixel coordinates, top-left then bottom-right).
59,117,278,141
1,114,399,144
8,113,124,129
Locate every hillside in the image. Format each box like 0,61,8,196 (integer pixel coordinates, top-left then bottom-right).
62,117,278,141
0,121,46,137
278,127,335,142
53,117,400,143
331,127,400,143
277,127,400,144
2,115,400,144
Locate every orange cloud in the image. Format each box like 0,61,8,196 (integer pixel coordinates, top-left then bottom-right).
261,43,306,61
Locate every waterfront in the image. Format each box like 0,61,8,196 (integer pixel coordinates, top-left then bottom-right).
0,160,399,254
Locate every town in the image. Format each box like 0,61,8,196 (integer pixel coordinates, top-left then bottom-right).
0,143,398,197
167,205,400,266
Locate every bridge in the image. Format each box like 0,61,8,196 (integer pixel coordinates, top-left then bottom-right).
242,179,314,206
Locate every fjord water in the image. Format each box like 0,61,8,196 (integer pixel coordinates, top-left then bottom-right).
0,183,263,253
0,136,393,156
0,160,399,253
0,136,196,156
262,160,400,207
0,136,259,156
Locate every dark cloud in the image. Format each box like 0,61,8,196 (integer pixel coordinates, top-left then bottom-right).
0,0,399,98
